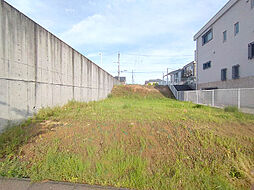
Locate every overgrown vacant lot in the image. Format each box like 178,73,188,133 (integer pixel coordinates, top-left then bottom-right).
0,85,254,190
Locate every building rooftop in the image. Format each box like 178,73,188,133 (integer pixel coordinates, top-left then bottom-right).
165,69,182,76
182,61,195,69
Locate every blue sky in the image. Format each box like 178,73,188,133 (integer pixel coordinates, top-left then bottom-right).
5,0,228,84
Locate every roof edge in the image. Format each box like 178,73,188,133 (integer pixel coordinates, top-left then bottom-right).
194,0,239,41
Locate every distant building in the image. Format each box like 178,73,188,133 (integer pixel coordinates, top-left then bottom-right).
166,61,196,86
194,0,254,90
114,76,126,85
182,61,196,85
145,79,163,86
168,69,183,85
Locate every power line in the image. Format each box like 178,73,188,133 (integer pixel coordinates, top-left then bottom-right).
110,68,177,74
123,53,193,58
122,71,164,74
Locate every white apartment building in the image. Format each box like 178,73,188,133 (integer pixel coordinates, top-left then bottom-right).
194,0,254,90
168,69,182,85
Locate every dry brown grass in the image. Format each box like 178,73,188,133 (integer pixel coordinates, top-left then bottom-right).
0,85,254,189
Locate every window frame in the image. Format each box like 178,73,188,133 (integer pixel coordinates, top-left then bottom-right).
221,68,227,81
223,30,227,42
232,65,240,79
202,29,213,45
203,61,211,70
252,0,254,9
234,22,239,36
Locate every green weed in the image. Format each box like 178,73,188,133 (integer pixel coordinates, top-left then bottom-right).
0,155,29,178
224,106,239,113
0,85,253,190
0,119,33,158
29,144,149,189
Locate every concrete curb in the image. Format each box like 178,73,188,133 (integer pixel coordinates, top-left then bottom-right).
0,178,130,190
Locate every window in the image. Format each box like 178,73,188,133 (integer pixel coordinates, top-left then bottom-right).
248,42,254,59
221,68,227,81
203,61,211,70
223,31,227,42
232,65,240,79
252,0,254,9
234,22,239,36
174,73,178,83
202,29,213,45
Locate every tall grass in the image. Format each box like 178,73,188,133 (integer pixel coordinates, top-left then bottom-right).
0,85,253,189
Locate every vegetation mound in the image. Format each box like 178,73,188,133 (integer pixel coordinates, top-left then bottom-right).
0,85,254,189
111,85,173,99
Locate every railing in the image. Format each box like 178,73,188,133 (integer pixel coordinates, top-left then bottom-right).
168,84,179,99
169,87,254,114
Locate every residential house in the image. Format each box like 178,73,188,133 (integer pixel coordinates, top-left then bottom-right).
166,61,196,86
145,79,163,85
181,61,196,85
194,0,254,90
168,69,182,85
114,76,126,85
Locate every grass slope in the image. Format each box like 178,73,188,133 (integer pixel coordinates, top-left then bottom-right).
0,85,254,190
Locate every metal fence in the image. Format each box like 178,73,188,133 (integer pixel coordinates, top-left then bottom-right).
175,88,254,114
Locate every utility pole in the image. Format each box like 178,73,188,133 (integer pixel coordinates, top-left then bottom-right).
163,73,165,85
117,52,120,81
132,70,134,84
167,68,169,85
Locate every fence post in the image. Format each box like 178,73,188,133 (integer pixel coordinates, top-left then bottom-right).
186,91,189,101
212,90,215,107
238,88,241,109
196,91,199,104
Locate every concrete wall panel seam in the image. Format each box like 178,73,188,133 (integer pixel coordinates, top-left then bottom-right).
0,0,120,131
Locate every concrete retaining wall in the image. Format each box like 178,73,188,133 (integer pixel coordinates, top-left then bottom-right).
0,0,119,131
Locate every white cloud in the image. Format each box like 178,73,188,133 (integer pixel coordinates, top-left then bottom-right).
60,14,129,45
65,8,75,14
60,0,208,47
5,0,229,84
